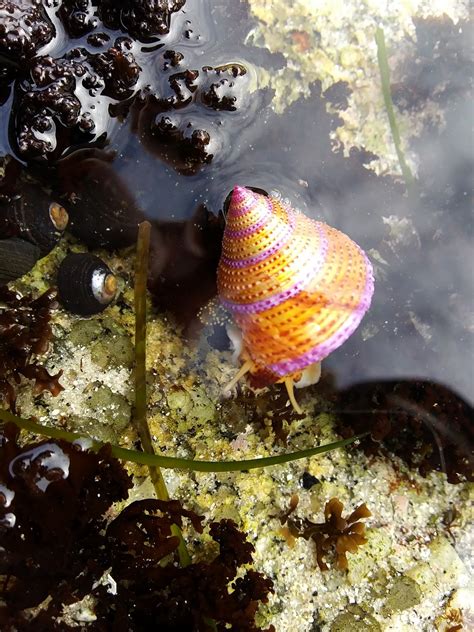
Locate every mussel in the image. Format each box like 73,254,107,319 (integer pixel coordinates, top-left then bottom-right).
57,253,118,316
0,238,41,286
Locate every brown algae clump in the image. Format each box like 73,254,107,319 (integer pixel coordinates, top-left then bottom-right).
281,495,372,571
0,286,63,410
0,423,274,631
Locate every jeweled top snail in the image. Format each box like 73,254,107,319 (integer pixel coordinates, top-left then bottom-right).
217,186,374,413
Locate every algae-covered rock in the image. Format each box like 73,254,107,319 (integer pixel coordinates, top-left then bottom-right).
381,576,421,616
331,606,381,632
6,224,473,632
68,319,103,347
166,386,194,415
249,0,469,176
68,316,134,369
406,535,470,598
348,527,393,586
61,384,131,443
90,330,134,369
86,384,131,429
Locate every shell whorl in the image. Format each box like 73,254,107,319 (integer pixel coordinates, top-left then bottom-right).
217,186,374,381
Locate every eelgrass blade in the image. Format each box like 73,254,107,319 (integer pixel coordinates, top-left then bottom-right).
375,26,415,190
133,220,191,566
0,410,367,471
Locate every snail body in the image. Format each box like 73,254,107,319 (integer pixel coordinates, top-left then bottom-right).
57,253,118,316
217,186,374,412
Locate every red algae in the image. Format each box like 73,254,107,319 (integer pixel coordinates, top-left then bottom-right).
0,286,63,411
0,423,274,631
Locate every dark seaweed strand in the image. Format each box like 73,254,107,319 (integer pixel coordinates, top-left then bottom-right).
133,220,192,566
133,221,165,478
133,222,165,480
375,27,415,190
0,409,366,470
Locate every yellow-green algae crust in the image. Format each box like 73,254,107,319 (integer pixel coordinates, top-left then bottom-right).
248,0,469,178
7,241,474,631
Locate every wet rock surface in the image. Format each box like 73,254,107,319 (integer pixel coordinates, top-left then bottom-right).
1,234,472,631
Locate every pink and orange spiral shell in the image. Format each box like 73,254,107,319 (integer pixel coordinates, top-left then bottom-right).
217,186,374,387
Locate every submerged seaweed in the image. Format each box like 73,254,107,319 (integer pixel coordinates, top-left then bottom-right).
94,512,274,631
1,0,254,167
221,385,306,445
0,423,132,625
0,286,63,410
0,423,274,631
335,380,474,484
392,16,473,113
0,0,55,67
281,495,371,572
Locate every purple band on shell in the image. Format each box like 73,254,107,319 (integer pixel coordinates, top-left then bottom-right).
221,221,328,315
221,207,297,269
225,197,272,239
230,197,255,217
268,251,375,376
220,278,306,315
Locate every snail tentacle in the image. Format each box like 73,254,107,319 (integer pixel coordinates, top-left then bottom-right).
223,359,254,393
284,377,303,415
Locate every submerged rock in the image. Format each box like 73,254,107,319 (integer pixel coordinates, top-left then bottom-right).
4,236,473,631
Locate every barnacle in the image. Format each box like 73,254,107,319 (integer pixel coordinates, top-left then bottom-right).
281,495,371,571
0,286,63,410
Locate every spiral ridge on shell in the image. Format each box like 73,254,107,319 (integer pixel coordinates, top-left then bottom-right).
217,186,374,383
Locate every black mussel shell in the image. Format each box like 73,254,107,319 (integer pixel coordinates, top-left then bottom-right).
57,253,118,316
0,237,41,286
0,182,69,256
